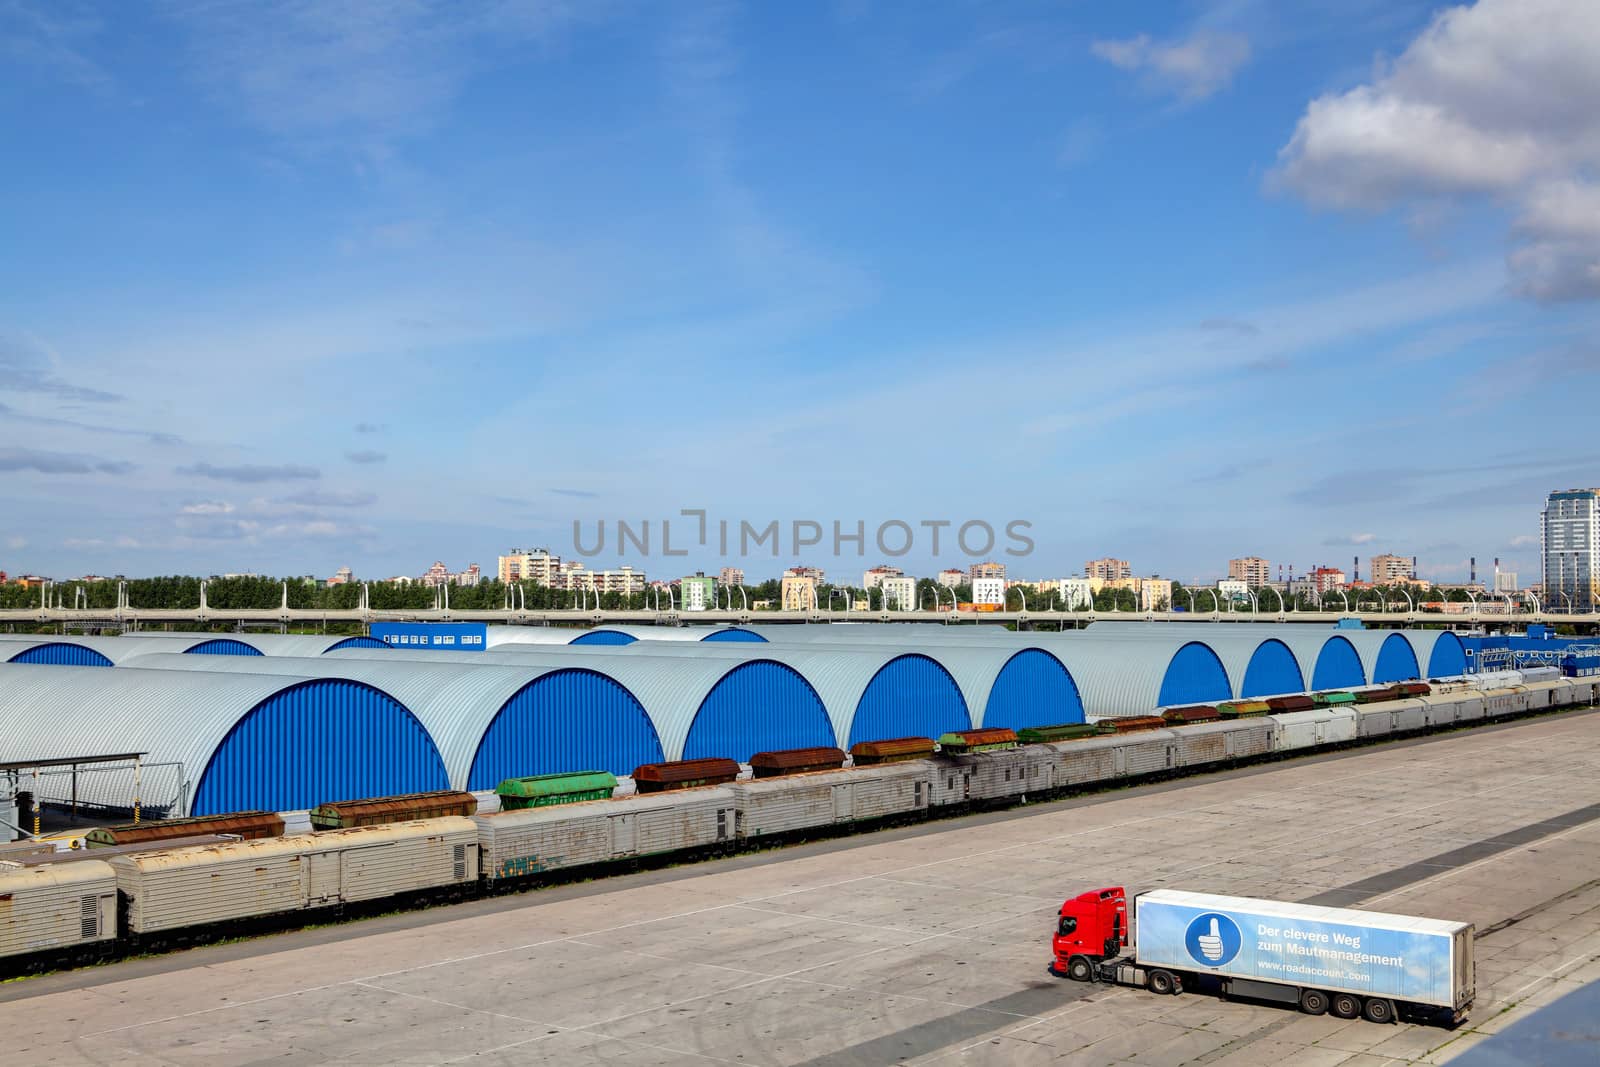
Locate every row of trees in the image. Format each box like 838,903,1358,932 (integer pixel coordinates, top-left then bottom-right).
0,573,1519,615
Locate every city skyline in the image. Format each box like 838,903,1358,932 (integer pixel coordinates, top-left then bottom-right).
2,2,1597,582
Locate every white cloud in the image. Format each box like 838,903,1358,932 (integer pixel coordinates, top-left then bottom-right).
6,536,26,550
180,500,234,515
1274,0,1600,302
1091,30,1251,101
163,0,590,147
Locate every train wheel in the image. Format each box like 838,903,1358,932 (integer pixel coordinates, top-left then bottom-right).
1300,988,1330,1015
1330,993,1361,1019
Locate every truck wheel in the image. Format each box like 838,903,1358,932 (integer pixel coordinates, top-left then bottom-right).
1067,956,1094,982
1300,989,1330,1015
1330,993,1361,1019
1147,969,1178,995
1362,998,1395,1024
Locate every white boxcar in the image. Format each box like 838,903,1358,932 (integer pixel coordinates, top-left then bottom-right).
1420,692,1480,726
1269,708,1359,752
948,746,1058,804
1482,687,1528,717
1118,730,1179,777
0,859,117,960
476,787,734,881
1356,699,1430,739
112,817,478,933
732,763,929,837
1170,720,1272,767
1049,736,1125,787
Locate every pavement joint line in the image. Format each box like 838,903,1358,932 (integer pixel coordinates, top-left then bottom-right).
915,996,1104,1065
1353,806,1600,909
563,937,774,980
348,978,557,1030
566,909,1029,1035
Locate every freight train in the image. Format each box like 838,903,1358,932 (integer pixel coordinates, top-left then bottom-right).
2,673,1594,976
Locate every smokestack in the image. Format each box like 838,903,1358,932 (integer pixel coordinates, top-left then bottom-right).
1471,557,1476,583
1354,556,1360,583
1412,556,1417,580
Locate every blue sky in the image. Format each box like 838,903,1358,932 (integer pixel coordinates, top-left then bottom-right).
2,0,1597,585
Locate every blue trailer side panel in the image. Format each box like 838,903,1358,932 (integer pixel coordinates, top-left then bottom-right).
1136,897,1459,1007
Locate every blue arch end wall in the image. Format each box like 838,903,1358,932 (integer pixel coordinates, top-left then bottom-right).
1427,633,1468,677
191,679,448,815
1157,643,1232,707
983,650,1085,729
185,639,265,656
1312,636,1366,689
7,643,114,666
327,636,388,652
571,630,638,646
702,629,767,643
468,669,665,788
847,654,971,747
1239,640,1304,698
1371,633,1421,684
683,660,833,761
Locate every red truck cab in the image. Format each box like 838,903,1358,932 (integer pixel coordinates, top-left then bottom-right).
1052,886,1128,977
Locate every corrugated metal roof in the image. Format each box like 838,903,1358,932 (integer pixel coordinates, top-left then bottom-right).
0,662,360,812
486,624,764,646
325,643,971,751
324,646,828,760
125,653,633,787
0,635,215,664
483,625,592,647
229,634,392,655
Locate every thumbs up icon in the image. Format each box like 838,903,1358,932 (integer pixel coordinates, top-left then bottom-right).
1198,917,1225,962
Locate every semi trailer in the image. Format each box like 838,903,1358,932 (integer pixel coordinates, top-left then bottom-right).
1052,887,1473,1026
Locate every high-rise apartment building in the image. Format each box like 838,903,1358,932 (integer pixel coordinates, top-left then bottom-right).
1228,557,1270,587
1369,553,1413,584
718,567,745,588
969,561,1006,583
1085,558,1131,581
937,569,966,588
1311,567,1346,593
1542,489,1600,611
498,548,562,585
784,565,826,583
